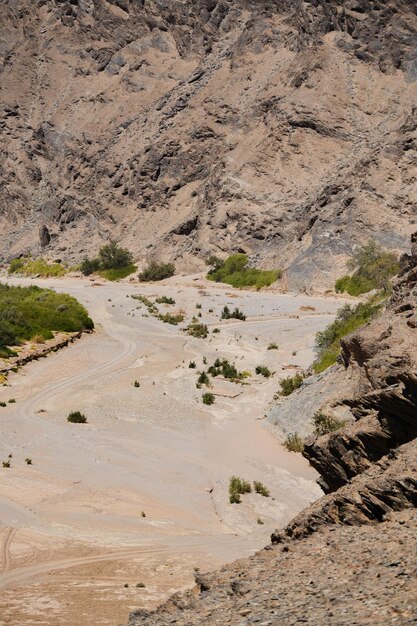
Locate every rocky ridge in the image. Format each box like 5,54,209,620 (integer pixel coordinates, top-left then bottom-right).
2,1,417,289
123,236,417,624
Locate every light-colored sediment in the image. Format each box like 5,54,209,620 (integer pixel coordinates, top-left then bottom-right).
0,275,345,625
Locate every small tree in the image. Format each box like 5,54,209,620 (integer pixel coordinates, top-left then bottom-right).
99,242,133,270
80,257,101,276
139,261,175,282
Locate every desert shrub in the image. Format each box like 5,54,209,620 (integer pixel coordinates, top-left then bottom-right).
212,328,220,333
313,411,345,437
186,321,208,338
133,380,140,388
253,481,270,497
155,296,175,305
2,460,10,468
335,241,399,296
206,255,223,272
207,254,281,290
80,257,101,276
202,392,215,405
188,361,196,369
25,458,32,465
207,358,245,382
267,342,279,350
67,411,87,423
279,372,304,396
198,371,211,386
284,433,304,452
220,305,246,321
314,300,382,373
255,365,273,378
229,475,251,503
158,312,184,325
139,261,175,282
257,518,264,525
8,398,15,404
99,242,133,270
0,402,6,408
0,283,93,356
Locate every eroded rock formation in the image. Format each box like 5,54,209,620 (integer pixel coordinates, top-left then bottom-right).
2,1,417,288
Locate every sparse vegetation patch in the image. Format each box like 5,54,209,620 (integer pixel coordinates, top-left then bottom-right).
139,261,175,282
207,254,281,290
313,411,346,437
279,373,304,396
9,257,66,278
335,241,399,296
220,305,246,321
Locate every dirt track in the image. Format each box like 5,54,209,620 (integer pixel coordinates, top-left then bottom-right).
0,275,345,625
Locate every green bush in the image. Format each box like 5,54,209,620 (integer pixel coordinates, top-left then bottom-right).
207,254,281,290
8,258,25,274
267,342,279,350
335,241,399,296
139,261,175,282
133,380,140,388
186,321,209,338
198,371,211,386
0,283,93,357
202,392,215,405
80,257,101,276
155,296,175,305
313,411,345,437
279,373,304,396
255,365,273,378
67,411,87,423
158,312,184,325
284,433,304,452
253,481,270,497
220,305,246,321
99,242,133,270
314,300,382,373
188,361,196,369
229,475,251,503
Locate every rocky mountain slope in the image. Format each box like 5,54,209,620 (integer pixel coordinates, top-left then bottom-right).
123,236,417,624
2,0,417,289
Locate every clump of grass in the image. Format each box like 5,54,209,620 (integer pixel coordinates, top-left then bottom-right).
186,321,209,339
313,411,346,437
202,392,215,405
2,460,11,468
0,284,93,358
335,241,399,296
207,254,281,290
133,380,140,388
9,257,66,278
196,303,202,309
257,517,264,525
253,481,270,497
229,475,251,504
136,582,146,588
8,399,15,404
0,402,6,408
284,433,304,452
314,299,382,373
188,361,196,369
141,511,146,518
267,342,279,350
255,365,273,378
279,373,304,396
25,458,32,465
220,305,246,321
99,265,137,281
67,411,87,424
155,296,175,305
212,328,220,334
139,261,175,282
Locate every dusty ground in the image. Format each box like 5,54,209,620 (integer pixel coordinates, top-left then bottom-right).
0,275,345,625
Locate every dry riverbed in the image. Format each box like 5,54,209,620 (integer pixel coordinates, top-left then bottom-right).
0,275,345,625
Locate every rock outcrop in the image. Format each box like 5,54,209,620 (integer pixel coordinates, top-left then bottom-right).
2,1,417,288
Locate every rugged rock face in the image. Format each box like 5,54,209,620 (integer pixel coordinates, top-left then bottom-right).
2,1,417,288
124,236,417,626
303,244,417,492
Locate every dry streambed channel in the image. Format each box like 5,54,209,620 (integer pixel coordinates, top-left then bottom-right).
0,275,344,625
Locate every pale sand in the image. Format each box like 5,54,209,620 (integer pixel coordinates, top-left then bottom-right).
0,275,346,625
